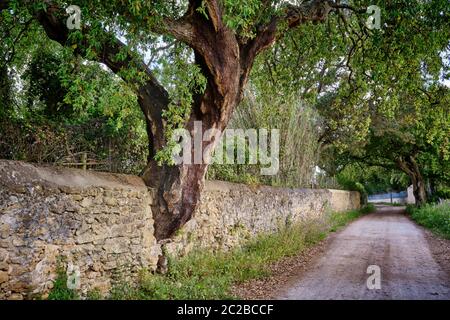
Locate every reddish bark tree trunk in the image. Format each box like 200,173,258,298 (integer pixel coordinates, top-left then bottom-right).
141,13,246,239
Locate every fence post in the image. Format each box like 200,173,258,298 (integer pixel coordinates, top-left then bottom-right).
82,152,87,171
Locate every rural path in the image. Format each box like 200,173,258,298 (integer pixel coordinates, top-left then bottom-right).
277,206,450,300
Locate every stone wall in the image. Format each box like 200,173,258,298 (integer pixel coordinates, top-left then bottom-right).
165,181,360,256
0,160,360,299
329,189,361,212
0,160,160,299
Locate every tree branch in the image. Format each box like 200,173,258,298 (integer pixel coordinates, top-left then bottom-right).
240,0,368,78
156,17,195,45
205,0,224,32
32,3,170,157
248,1,332,54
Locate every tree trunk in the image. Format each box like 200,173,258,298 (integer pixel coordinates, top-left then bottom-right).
410,171,427,207
426,178,435,200
142,76,245,240
140,13,246,239
397,156,427,206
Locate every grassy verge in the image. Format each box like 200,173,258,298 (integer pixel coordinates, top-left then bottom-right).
328,203,375,232
407,202,450,239
108,204,375,300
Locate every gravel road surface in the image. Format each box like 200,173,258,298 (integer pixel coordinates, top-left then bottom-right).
278,206,450,300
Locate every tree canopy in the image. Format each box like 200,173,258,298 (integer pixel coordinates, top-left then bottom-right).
1,0,449,238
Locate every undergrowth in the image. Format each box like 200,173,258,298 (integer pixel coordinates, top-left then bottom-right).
407,202,450,239
109,204,375,300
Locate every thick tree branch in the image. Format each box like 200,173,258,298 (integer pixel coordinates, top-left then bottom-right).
155,17,195,45
240,0,334,81
240,0,368,80
249,1,332,54
205,0,224,32
349,154,398,171
32,3,169,159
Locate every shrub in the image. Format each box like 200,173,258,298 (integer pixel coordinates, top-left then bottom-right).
407,203,450,239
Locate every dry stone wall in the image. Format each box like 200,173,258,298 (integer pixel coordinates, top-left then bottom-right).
165,181,360,256
0,160,360,299
0,160,160,299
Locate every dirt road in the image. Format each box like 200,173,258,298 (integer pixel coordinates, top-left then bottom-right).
278,206,450,300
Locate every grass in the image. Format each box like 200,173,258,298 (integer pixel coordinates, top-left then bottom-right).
407,202,450,239
108,204,375,300
47,261,79,300
110,222,323,299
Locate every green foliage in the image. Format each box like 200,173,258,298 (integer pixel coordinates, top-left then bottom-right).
223,0,264,38
155,45,207,165
360,203,377,214
47,259,79,300
241,0,449,195
435,186,450,200
337,169,368,199
22,46,71,118
109,206,372,300
250,0,449,155
335,83,450,197
337,164,409,196
2,0,449,183
0,26,148,174
208,90,322,188
0,115,148,173
407,202,450,239
0,65,12,116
